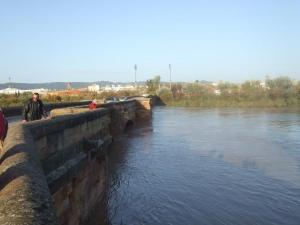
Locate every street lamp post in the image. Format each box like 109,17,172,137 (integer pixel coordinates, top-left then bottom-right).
8,76,12,88
169,64,172,89
134,64,137,88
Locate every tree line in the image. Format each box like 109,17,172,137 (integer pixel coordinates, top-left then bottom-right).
146,76,300,107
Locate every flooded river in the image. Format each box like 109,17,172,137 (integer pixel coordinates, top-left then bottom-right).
105,107,300,225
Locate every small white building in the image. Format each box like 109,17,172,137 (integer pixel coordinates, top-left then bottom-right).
260,81,266,88
88,84,100,92
30,88,49,94
214,89,221,95
102,84,136,92
103,85,114,91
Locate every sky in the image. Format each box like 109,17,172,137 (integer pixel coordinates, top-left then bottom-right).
0,0,299,83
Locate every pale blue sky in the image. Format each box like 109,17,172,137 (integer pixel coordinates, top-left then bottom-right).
0,0,299,83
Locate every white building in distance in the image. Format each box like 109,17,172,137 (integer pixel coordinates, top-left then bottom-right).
103,84,135,92
0,88,49,95
214,89,221,95
87,84,100,92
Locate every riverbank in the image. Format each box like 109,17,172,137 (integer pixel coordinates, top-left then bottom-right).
159,97,300,108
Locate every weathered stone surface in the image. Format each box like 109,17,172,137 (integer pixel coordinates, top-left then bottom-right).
135,97,153,120
50,108,89,118
0,124,59,225
52,153,107,225
109,100,137,135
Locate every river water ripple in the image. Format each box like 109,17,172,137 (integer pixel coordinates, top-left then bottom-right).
105,107,300,225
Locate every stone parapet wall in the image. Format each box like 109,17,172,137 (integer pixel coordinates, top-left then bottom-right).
0,124,58,225
0,97,152,225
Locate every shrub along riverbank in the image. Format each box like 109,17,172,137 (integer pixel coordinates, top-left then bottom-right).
150,76,300,108
159,96,299,108
1,76,299,108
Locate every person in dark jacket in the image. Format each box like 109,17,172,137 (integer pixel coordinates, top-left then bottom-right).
0,107,8,149
22,93,48,122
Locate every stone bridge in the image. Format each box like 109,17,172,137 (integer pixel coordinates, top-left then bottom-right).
0,97,153,225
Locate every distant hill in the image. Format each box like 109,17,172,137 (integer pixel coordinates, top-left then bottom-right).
0,81,145,90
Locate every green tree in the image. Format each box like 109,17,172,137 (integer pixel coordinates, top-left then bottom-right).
146,75,161,94
240,80,265,101
157,88,173,103
266,77,294,102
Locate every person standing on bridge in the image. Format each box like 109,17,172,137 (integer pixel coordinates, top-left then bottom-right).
0,107,8,149
89,99,97,110
22,93,48,123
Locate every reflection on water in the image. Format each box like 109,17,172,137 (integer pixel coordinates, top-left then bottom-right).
105,107,300,225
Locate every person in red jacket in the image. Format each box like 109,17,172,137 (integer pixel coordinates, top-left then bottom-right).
0,107,8,150
89,99,97,110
